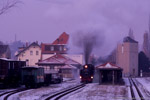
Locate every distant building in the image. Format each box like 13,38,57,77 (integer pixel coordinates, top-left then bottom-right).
15,42,41,66
0,45,11,59
116,36,138,77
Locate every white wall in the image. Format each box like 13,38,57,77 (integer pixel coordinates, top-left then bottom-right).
18,46,41,66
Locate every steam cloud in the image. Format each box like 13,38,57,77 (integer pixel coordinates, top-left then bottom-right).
73,30,104,64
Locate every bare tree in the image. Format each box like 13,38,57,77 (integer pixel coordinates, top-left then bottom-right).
0,0,21,15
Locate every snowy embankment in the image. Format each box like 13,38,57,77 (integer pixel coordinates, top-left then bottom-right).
61,83,128,100
8,80,80,100
135,77,150,99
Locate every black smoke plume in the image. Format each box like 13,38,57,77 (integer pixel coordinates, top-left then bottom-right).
73,30,104,64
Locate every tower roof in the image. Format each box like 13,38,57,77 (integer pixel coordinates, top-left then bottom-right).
123,36,138,43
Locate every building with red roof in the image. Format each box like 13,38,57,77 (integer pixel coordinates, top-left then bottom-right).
52,32,69,45
37,54,81,78
96,62,123,85
40,32,83,65
41,32,69,60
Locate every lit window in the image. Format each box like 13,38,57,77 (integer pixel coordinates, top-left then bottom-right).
30,51,33,55
64,47,67,51
36,51,39,55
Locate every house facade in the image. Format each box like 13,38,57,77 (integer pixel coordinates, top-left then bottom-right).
16,42,41,66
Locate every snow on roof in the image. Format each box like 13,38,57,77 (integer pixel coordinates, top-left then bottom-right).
60,65,77,69
37,56,64,65
38,54,80,65
0,58,24,62
96,62,122,69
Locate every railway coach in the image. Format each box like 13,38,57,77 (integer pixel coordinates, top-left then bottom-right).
21,66,46,88
0,58,26,88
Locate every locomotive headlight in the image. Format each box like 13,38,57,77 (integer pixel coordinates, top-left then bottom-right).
91,76,93,79
80,76,82,79
85,65,88,68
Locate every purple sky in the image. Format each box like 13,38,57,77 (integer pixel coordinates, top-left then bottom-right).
0,0,150,56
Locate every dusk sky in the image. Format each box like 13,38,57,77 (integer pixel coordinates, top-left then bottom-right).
0,0,150,56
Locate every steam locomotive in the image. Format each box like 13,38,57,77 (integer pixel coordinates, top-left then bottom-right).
80,64,95,83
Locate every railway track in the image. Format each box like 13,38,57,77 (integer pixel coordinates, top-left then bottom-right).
45,83,85,100
0,88,30,100
129,78,145,100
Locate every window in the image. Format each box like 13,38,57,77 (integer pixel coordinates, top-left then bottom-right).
59,46,62,51
36,51,39,55
51,46,54,51
30,51,33,55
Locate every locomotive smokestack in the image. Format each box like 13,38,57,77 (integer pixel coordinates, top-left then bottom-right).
73,30,104,64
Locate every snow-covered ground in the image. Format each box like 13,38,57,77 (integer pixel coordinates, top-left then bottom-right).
61,83,128,100
135,77,150,99
9,80,80,100
3,78,138,100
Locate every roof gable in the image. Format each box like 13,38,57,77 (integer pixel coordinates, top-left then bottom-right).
96,62,122,69
38,55,64,64
52,32,69,45
38,54,80,65
16,42,40,56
